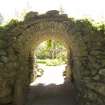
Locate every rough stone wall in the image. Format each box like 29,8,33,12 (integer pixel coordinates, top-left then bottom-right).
0,10,105,105
71,20,105,105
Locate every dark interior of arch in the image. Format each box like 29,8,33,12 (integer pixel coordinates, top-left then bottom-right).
0,10,105,105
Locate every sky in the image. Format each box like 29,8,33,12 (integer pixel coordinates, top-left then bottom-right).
0,0,105,23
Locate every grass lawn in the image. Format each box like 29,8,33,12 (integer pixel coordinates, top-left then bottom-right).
36,58,66,66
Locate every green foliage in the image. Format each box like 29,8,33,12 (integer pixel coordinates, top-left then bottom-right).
5,19,19,30
35,41,50,59
35,40,67,65
47,40,52,49
46,59,63,66
0,19,20,32
74,19,96,34
98,24,105,34
36,59,46,64
37,58,66,66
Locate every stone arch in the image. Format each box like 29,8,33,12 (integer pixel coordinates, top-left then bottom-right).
1,10,105,105
9,12,83,105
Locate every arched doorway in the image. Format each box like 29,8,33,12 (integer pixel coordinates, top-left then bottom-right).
3,11,87,105
13,19,80,105
30,40,68,85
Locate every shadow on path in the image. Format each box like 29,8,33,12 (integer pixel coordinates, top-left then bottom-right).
26,81,79,105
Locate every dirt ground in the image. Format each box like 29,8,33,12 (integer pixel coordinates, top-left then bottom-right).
26,82,79,105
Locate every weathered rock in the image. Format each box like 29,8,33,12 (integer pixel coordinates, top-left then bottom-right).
99,69,105,76
24,11,38,21
46,10,59,15
0,50,7,56
0,10,105,105
0,40,5,48
0,56,8,63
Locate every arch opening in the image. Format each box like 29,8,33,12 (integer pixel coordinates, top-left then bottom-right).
30,40,70,86
12,20,81,105
19,21,81,89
